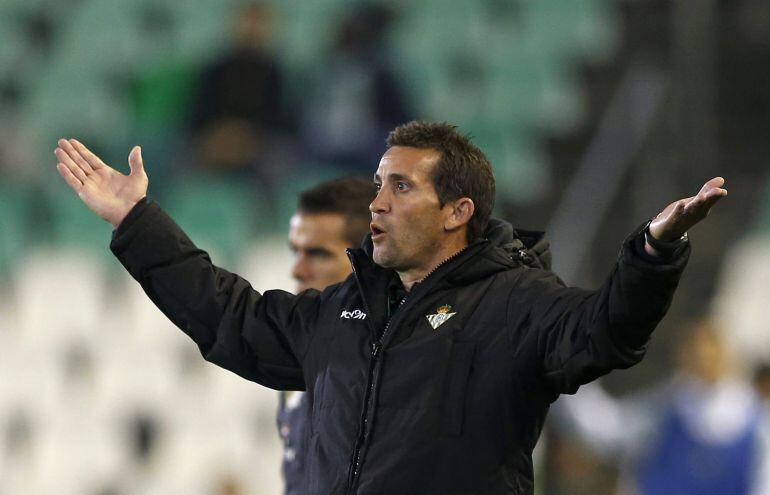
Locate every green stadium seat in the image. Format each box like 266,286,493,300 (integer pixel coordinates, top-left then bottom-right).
521,0,619,64
464,122,549,203
0,20,25,73
270,163,357,233
131,63,197,132
163,175,270,265
46,183,115,258
0,184,32,279
272,1,336,70
486,45,584,133
23,69,133,160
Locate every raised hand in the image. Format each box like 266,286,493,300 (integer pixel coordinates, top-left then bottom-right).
647,176,728,246
55,139,148,228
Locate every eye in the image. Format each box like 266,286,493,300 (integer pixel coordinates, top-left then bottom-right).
307,248,333,260
396,182,409,192
374,182,382,191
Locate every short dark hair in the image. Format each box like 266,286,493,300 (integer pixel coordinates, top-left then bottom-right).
386,121,496,242
297,177,377,247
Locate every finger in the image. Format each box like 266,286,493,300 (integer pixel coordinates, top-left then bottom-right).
70,139,106,170
702,176,725,190
55,146,89,183
684,188,726,215
702,186,728,201
127,146,144,176
696,177,726,199
58,139,94,176
57,162,83,190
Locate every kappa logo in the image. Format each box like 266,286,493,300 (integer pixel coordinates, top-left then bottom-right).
426,304,456,330
340,309,367,320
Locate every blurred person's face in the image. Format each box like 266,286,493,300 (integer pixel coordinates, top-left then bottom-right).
755,373,770,402
289,213,352,292
369,146,459,273
234,5,273,49
679,326,730,385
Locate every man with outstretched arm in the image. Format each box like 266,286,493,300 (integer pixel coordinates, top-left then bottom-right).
54,121,726,494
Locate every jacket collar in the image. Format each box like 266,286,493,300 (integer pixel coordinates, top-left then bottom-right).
347,218,539,309
346,218,550,341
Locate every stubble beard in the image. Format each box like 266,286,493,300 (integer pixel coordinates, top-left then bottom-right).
372,241,400,270
372,245,389,268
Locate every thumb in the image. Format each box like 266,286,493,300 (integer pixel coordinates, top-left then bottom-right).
128,145,144,176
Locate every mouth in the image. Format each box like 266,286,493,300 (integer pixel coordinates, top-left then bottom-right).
370,223,386,239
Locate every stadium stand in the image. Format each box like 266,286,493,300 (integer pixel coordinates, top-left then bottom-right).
12,2,735,494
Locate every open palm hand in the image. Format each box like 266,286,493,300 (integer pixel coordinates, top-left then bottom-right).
648,176,728,242
55,139,148,228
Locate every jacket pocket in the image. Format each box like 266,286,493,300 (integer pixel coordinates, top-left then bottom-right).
440,341,476,436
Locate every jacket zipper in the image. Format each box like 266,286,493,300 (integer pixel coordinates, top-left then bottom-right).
346,337,382,492
342,246,468,493
344,249,374,493
345,295,406,493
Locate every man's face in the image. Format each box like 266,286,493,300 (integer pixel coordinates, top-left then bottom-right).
370,146,450,272
289,213,352,292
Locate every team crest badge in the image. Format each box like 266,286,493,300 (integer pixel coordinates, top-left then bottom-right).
426,304,457,330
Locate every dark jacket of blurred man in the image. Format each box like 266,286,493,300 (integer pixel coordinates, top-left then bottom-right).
279,178,376,495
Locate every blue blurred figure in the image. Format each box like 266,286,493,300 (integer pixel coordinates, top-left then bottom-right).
555,319,770,495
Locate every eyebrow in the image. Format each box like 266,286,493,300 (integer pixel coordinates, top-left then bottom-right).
374,172,412,182
289,242,335,256
305,247,334,256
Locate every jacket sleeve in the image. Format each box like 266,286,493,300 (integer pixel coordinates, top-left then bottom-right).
110,200,317,391
507,222,690,395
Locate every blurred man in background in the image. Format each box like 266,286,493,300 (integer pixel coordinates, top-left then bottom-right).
279,177,376,494
554,319,770,495
190,2,296,185
299,3,412,173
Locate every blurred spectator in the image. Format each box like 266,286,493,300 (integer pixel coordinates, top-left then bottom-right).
299,3,412,173
754,363,770,403
552,319,770,495
541,430,617,495
0,108,39,183
213,474,246,495
713,233,770,373
189,2,296,184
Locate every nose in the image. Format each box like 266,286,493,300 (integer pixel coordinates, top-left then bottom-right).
292,255,311,289
369,187,388,214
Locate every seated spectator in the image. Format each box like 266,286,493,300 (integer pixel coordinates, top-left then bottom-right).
299,3,412,173
190,2,296,185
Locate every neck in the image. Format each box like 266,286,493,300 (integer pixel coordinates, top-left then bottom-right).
397,243,469,292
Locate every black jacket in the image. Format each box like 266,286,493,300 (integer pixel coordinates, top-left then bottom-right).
111,200,689,495
277,219,553,495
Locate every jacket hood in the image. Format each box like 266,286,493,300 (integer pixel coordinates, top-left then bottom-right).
482,218,551,271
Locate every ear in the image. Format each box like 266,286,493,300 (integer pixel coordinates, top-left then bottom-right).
444,197,475,233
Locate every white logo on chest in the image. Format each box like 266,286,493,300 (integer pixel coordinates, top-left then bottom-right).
340,309,367,320
426,304,456,330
